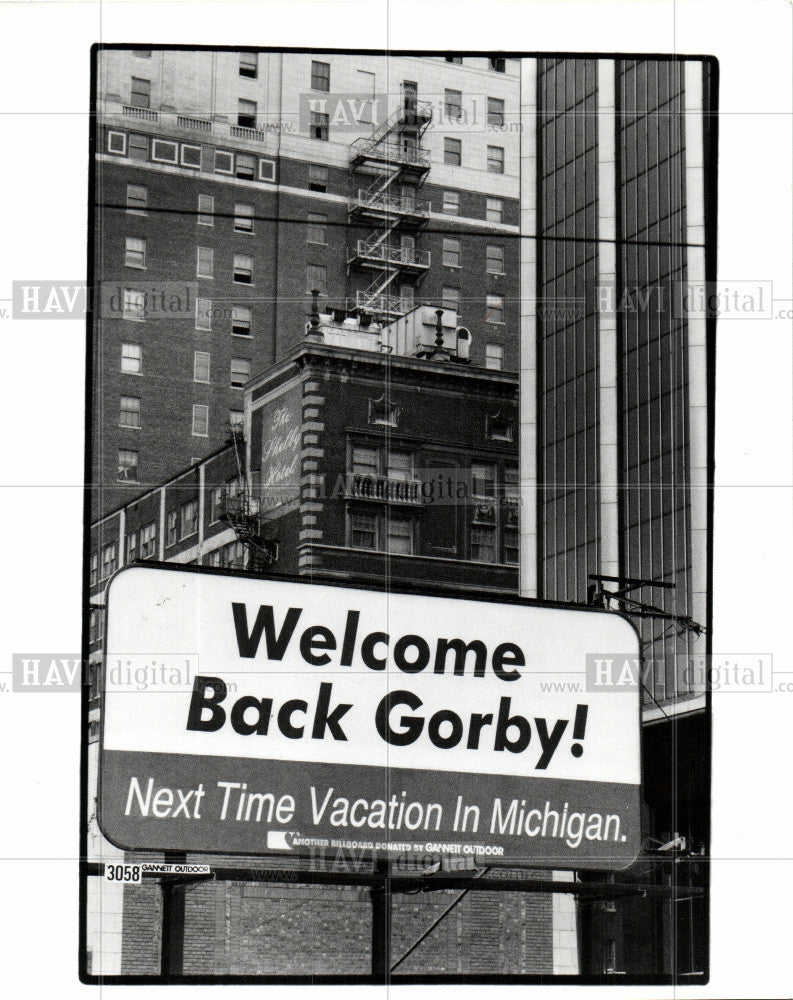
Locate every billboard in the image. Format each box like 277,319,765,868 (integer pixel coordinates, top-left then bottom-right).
99,566,642,869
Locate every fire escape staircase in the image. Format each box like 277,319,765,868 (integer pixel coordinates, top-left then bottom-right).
348,98,433,319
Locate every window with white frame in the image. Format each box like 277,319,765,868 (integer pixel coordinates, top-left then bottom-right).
89,552,99,587
194,351,210,383
122,289,145,321
486,244,505,274
192,404,209,437
233,255,252,284
232,305,252,337
306,212,326,244
152,139,178,164
101,542,118,579
197,194,214,226
259,158,276,182
234,203,254,233
230,358,251,388
117,449,139,481
196,246,214,278
442,190,460,215
125,237,146,268
195,297,212,331
487,144,505,173
126,531,137,562
349,512,378,550
486,197,504,223
485,343,504,370
214,150,233,174
442,238,461,267
119,395,141,428
121,342,142,374
107,130,127,155
386,517,414,555
486,294,504,324
126,183,147,214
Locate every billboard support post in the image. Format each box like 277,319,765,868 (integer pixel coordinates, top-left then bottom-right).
160,851,187,978
370,860,391,979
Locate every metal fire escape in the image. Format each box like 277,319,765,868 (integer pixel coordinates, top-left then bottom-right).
348,89,433,319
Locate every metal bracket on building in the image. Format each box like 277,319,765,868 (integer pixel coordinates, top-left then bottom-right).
587,574,707,636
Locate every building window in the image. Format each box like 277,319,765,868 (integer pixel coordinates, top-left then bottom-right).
126,532,137,562
311,60,330,91
230,410,244,432
122,289,145,321
151,139,178,164
180,500,199,539
307,212,326,244
486,295,505,324
233,255,253,284
181,144,202,169
167,509,178,546
310,111,329,141
472,462,496,498
306,264,327,294
486,197,504,223
192,404,209,437
126,184,147,215
443,238,461,268
195,297,212,332
125,237,146,269
309,164,328,192
487,97,505,127
442,190,460,215
386,517,414,555
445,55,463,64
444,89,463,121
486,244,505,274
234,202,254,233
119,395,141,429
107,130,127,155
101,542,118,580
487,144,505,173
352,445,379,478
259,158,276,182
121,342,142,374
369,397,401,427
140,521,157,558
130,76,151,109
485,343,504,370
196,246,214,279
238,99,257,128
349,513,378,550
89,553,99,587
444,137,462,166
489,57,506,73
118,449,139,481
442,287,460,312
235,153,255,179
128,132,148,161
399,284,414,312
471,526,497,563
214,150,233,174
194,351,211,383
132,49,151,59
231,305,252,337
197,194,214,226
504,527,518,565
239,52,258,78
230,358,251,388
209,539,246,570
